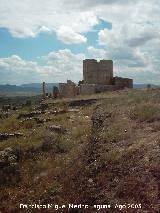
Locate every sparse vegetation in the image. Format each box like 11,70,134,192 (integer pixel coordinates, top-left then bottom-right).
0,88,160,212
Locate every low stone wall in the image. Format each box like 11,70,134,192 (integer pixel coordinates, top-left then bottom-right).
80,84,96,95
114,77,133,89
59,83,79,98
80,84,118,95
96,84,117,92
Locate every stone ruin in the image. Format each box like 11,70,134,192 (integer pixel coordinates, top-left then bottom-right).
59,80,79,98
42,59,133,98
80,59,133,95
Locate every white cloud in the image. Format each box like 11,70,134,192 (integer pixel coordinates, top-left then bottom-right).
0,50,85,84
0,1,98,43
87,46,107,60
0,0,160,83
86,46,160,84
56,26,87,44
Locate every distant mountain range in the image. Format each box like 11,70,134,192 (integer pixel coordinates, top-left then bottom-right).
133,84,159,89
0,83,159,96
0,83,59,96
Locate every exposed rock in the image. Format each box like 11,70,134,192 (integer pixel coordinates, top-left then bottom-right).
0,147,17,168
0,132,24,142
35,103,49,111
53,86,59,99
17,109,68,119
69,99,97,107
68,108,80,113
0,147,21,185
17,110,47,119
59,80,79,98
20,117,51,124
2,105,11,112
41,135,67,153
0,112,9,119
48,125,67,134
35,117,51,124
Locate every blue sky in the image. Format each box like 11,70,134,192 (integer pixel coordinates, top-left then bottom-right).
0,19,111,60
0,0,160,85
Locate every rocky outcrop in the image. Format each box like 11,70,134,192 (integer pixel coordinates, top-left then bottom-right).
48,125,67,134
0,147,21,185
0,132,24,142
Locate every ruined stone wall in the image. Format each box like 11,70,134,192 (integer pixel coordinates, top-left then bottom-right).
96,84,117,92
97,60,113,85
114,77,133,89
83,59,98,84
83,59,113,85
42,82,46,97
59,82,79,98
80,84,96,95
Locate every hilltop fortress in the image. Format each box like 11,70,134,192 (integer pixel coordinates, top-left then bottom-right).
81,59,133,95
43,59,133,98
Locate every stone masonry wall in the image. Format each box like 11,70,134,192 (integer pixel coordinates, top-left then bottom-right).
80,84,96,95
83,59,98,84
97,60,113,85
114,77,133,89
83,59,113,85
59,81,79,98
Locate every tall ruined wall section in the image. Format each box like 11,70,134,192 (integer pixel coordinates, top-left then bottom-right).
98,60,113,85
83,59,98,84
83,59,113,85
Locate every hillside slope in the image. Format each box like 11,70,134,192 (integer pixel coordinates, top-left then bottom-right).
0,89,160,212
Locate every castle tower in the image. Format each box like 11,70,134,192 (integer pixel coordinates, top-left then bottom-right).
98,60,113,85
83,59,98,84
83,59,113,85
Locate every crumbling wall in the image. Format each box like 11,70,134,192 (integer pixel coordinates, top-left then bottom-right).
42,82,46,97
83,59,98,84
59,80,79,98
80,84,96,95
114,77,133,89
96,84,117,92
83,59,113,85
98,60,113,85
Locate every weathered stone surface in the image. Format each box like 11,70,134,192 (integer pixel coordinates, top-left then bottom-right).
0,147,21,185
96,84,117,92
82,59,133,94
48,125,67,134
0,112,9,119
0,147,17,167
53,86,59,98
17,110,46,119
98,60,113,85
20,117,51,124
42,82,46,98
68,108,80,112
69,99,97,107
0,132,24,142
2,105,11,112
59,80,79,98
83,59,113,85
113,77,133,89
80,84,96,95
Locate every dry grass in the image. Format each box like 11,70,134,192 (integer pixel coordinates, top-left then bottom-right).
0,88,160,212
